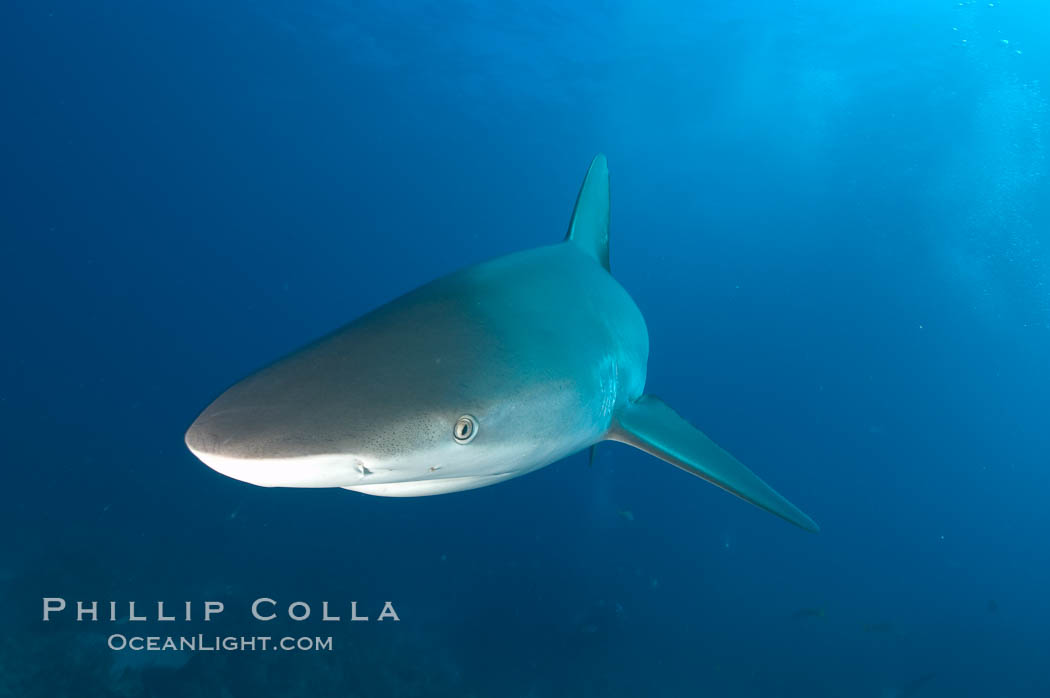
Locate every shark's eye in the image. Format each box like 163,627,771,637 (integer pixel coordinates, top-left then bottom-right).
453,415,478,444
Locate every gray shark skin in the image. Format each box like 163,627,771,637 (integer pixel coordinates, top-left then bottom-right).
186,155,818,531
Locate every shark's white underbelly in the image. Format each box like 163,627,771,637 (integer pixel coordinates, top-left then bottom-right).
342,472,520,496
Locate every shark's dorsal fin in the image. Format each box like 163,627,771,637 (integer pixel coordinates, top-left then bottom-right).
565,153,610,271
609,395,819,532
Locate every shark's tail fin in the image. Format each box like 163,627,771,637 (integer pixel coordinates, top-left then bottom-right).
609,395,819,532
565,154,610,272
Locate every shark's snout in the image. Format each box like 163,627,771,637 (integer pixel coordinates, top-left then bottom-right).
185,412,363,488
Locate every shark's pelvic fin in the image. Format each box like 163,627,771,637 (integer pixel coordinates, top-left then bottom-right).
609,395,819,532
565,153,610,271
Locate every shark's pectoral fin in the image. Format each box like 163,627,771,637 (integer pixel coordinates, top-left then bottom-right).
564,153,610,272
609,395,819,532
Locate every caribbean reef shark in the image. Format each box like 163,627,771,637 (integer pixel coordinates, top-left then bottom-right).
185,155,818,531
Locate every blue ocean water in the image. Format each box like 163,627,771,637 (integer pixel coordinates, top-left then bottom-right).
2,0,1049,696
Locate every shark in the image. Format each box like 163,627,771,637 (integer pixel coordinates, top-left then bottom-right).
185,155,818,531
